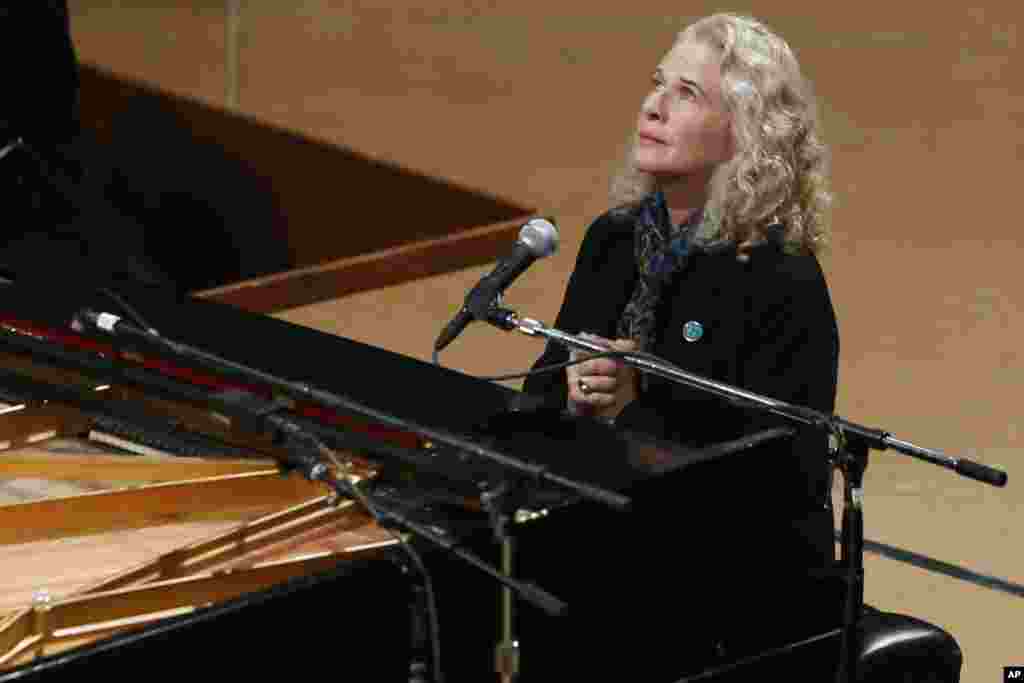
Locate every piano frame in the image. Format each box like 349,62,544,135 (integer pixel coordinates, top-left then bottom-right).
0,452,397,670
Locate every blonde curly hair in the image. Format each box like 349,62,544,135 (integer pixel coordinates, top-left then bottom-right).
610,14,832,255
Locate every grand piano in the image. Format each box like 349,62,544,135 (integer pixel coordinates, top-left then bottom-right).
0,4,966,679
0,276,964,682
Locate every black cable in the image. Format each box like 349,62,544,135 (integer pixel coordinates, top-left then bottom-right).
354,489,443,683
260,417,447,683
468,348,668,383
314,443,443,683
432,344,653,378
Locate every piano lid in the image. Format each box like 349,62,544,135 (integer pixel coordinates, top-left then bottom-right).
0,277,518,438
0,276,722,502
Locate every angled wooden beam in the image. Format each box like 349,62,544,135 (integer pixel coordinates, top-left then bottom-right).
0,471,324,545
197,217,524,313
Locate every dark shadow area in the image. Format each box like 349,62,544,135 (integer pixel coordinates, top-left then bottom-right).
0,3,532,295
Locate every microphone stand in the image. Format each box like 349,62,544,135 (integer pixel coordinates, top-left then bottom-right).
78,311,631,514
236,392,568,617
0,316,571,624
218,390,568,683
483,305,1008,683
59,316,579,615
486,307,1007,486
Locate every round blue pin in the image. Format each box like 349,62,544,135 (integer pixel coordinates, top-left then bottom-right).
683,320,704,342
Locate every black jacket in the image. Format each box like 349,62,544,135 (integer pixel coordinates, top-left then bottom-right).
523,205,840,539
512,207,844,678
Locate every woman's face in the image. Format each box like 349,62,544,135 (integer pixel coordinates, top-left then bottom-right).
633,39,735,182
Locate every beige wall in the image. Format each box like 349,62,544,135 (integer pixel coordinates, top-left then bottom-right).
69,3,1022,680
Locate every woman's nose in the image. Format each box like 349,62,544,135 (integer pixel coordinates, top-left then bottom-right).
641,91,663,121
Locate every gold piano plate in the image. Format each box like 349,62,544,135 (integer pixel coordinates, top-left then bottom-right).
0,443,396,669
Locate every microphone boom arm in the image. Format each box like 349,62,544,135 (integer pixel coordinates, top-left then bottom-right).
497,309,1008,488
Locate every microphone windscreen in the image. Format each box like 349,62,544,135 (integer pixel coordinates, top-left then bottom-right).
519,218,559,258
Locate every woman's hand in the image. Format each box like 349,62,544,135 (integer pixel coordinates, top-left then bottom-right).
566,333,639,421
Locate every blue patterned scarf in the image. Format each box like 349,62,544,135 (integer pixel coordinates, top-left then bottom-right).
616,191,714,353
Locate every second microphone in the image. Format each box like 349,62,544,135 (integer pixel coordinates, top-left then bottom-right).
433,218,559,353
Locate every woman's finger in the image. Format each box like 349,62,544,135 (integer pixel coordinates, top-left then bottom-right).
579,375,617,393
570,374,617,400
576,357,621,377
570,386,616,407
610,338,638,352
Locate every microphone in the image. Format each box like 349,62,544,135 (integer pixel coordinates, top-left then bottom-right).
0,137,25,163
434,217,558,352
72,308,154,337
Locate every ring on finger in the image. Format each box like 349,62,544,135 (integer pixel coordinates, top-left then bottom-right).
577,378,592,396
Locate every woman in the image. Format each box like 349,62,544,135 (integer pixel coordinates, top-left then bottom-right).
519,13,840,677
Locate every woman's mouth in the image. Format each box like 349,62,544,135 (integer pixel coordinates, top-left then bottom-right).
637,132,664,144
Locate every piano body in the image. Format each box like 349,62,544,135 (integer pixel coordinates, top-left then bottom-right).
0,282,434,680
0,278,957,682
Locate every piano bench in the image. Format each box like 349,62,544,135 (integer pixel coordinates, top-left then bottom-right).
855,607,962,682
